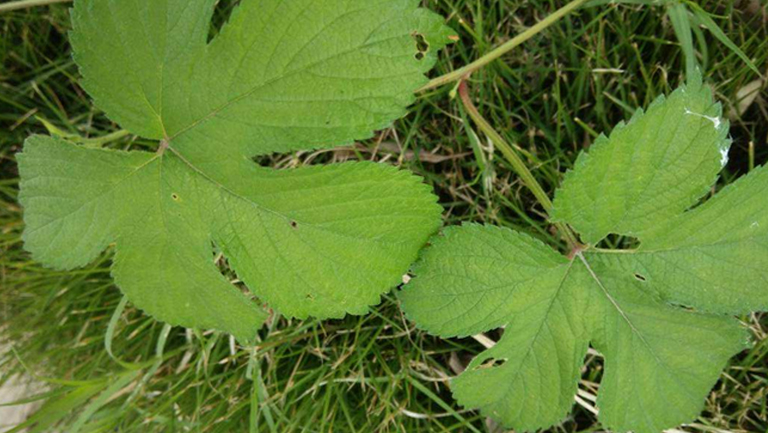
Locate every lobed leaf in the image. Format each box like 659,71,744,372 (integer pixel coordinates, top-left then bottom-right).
401,225,593,430
400,77,765,432
621,163,768,314
550,73,730,245
19,0,455,341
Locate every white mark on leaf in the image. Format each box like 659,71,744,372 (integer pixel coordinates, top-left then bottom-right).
719,147,729,167
684,109,722,129
684,108,728,166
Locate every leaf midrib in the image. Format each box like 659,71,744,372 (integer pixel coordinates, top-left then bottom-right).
477,260,577,420
166,30,416,143
575,252,700,405
163,144,416,245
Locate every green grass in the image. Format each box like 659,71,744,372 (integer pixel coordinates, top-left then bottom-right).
1,0,767,431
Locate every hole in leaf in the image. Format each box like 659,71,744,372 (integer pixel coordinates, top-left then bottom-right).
584,344,604,377
207,0,239,42
634,273,647,282
401,273,413,285
475,357,507,370
668,302,695,311
290,220,298,229
411,32,429,60
596,234,640,250
489,358,506,367
306,293,314,300
210,242,249,295
171,193,179,201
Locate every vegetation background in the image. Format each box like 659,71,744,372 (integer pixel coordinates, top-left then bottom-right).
1,0,766,431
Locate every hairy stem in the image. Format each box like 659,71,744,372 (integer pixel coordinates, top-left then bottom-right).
458,80,580,249
418,0,590,92
0,0,70,13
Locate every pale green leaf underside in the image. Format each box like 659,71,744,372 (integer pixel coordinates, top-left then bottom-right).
400,80,767,433
20,0,453,341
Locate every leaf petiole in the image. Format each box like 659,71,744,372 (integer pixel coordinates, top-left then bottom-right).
418,0,590,92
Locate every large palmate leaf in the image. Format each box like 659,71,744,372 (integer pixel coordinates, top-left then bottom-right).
400,76,766,433
18,0,454,342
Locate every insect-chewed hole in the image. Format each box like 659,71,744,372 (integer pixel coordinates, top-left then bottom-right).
488,358,506,367
596,234,640,250
171,193,179,201
305,293,314,300
411,32,429,60
475,357,507,370
207,0,238,42
209,242,255,298
634,273,647,282
211,242,237,282
290,220,298,229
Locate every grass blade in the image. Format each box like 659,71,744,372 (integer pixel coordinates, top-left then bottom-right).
667,2,697,78
689,4,763,77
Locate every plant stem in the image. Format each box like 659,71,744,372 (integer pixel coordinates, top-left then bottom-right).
0,0,70,13
418,0,590,92
457,81,550,209
458,80,580,249
83,129,131,148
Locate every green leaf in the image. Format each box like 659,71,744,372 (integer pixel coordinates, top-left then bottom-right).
19,0,454,342
623,163,768,314
70,0,455,151
400,225,594,431
550,73,730,245
400,77,764,433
